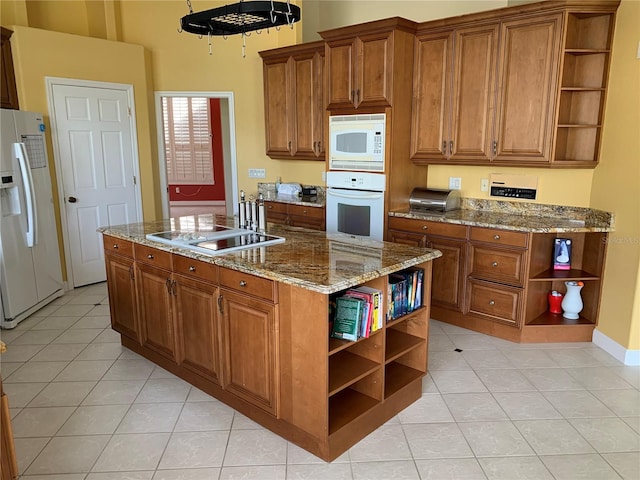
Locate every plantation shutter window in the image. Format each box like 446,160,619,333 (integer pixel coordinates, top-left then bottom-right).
163,97,214,184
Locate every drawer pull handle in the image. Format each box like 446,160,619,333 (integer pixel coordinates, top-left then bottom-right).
113,244,119,249
239,280,247,287
489,300,495,305
147,254,154,259
492,262,498,267
189,266,196,272
422,225,428,230
494,234,500,240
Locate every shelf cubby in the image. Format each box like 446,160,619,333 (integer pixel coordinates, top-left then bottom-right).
565,12,614,51
329,385,380,435
385,328,424,363
385,361,424,399
562,52,608,88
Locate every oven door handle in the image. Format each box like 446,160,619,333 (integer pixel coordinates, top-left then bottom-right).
327,190,384,200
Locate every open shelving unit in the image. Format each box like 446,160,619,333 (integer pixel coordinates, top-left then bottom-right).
327,264,430,437
523,231,607,341
554,10,616,165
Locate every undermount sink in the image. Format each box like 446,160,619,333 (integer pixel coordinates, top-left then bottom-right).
145,226,285,256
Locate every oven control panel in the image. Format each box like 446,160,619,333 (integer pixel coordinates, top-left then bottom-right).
325,171,386,191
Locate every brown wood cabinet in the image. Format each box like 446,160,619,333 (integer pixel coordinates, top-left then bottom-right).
259,41,325,160
388,217,467,312
265,201,325,231
0,379,18,480
410,1,619,167
387,218,608,342
135,246,177,362
173,256,221,385
0,28,18,110
321,17,417,110
411,24,498,162
104,236,140,342
105,236,433,461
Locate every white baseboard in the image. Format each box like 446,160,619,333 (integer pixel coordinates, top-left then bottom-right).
170,200,225,206
592,329,640,366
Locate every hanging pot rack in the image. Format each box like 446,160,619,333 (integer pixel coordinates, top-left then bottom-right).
180,0,300,36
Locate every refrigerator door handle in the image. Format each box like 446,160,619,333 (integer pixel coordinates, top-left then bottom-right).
14,142,38,247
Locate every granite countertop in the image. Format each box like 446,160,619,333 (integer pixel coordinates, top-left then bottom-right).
390,198,614,233
99,215,441,295
263,194,325,208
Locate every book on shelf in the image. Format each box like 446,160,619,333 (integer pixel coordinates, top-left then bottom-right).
330,296,364,342
345,286,383,334
387,268,425,322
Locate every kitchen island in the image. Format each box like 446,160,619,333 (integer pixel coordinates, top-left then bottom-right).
99,215,441,461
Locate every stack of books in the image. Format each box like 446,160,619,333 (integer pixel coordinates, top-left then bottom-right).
330,286,383,342
387,267,424,322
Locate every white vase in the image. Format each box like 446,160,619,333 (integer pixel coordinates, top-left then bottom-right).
561,281,584,319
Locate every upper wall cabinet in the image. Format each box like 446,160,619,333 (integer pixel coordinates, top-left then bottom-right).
259,41,325,160
320,17,417,110
410,1,619,168
1,27,19,110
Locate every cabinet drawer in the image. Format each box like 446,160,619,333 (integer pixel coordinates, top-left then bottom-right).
173,254,218,283
103,235,133,258
469,246,526,286
220,268,277,302
467,279,522,327
388,217,468,239
134,244,172,269
265,201,288,214
470,227,528,248
290,205,325,219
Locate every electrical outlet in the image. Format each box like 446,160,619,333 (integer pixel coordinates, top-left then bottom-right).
248,168,266,178
481,179,489,192
175,186,180,194
449,177,462,190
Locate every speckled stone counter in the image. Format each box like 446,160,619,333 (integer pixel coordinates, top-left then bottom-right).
99,214,440,294
390,198,614,233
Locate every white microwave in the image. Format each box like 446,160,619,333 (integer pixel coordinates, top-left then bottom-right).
328,113,385,172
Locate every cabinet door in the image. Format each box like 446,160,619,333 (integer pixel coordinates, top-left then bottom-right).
291,51,324,159
174,274,221,384
0,28,18,110
263,59,293,157
136,263,177,362
493,14,561,163
411,31,453,161
357,30,393,108
220,289,278,416
428,237,466,312
449,24,498,162
288,205,325,231
105,253,140,342
325,37,356,109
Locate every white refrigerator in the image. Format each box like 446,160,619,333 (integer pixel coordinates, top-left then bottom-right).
1,109,64,328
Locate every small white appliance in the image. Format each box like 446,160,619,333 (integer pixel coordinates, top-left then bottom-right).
328,113,385,172
325,171,386,242
1,109,64,328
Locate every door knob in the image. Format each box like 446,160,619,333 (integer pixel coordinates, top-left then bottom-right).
68,196,77,203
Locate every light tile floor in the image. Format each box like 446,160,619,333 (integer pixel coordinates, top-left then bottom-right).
1,282,639,479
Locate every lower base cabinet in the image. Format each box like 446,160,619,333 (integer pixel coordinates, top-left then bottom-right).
388,218,608,343
105,251,139,342
220,288,279,416
1,381,18,480
105,239,432,461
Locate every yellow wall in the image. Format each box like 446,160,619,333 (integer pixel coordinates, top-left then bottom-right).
589,0,640,350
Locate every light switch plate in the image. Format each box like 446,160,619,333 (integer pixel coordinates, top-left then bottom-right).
248,168,266,178
449,177,462,190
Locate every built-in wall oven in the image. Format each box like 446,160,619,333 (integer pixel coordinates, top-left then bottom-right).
325,171,386,242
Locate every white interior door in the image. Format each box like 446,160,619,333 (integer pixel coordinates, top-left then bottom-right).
50,83,140,287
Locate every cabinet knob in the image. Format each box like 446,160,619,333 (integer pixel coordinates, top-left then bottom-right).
303,209,307,214
494,234,500,240
489,300,495,305
422,225,428,230
492,261,498,267
113,244,118,249
189,266,196,272
147,254,154,259
268,205,273,209
239,280,247,287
